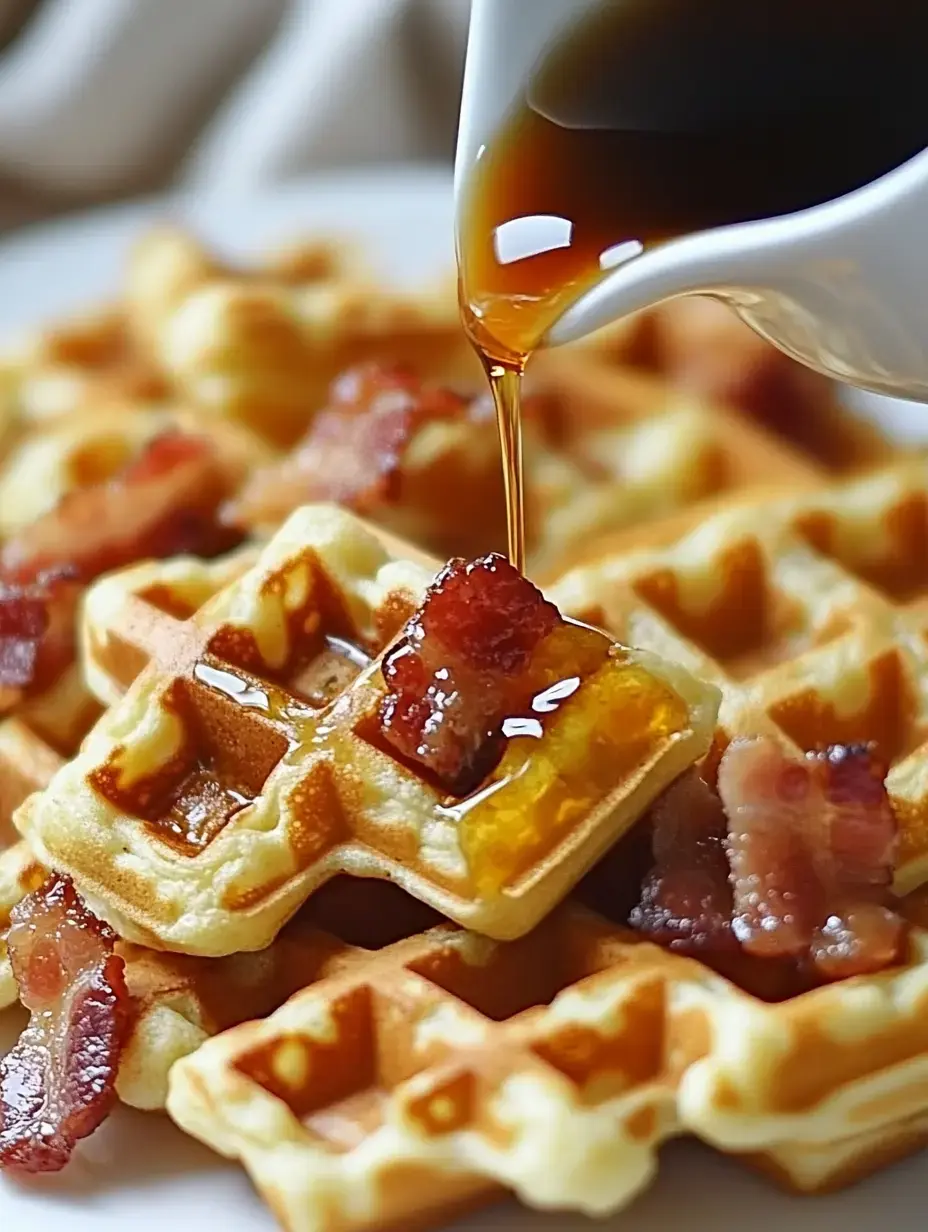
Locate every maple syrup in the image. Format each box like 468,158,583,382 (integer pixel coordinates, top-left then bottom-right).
435,622,691,892
458,0,928,568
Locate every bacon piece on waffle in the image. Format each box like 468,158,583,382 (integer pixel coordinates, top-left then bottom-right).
0,875,132,1173
719,736,904,980
806,744,902,979
379,553,561,795
0,432,240,701
630,769,736,954
226,363,476,529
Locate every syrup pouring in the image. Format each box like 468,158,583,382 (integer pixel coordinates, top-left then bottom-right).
456,0,928,568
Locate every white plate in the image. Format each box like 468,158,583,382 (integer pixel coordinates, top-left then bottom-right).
0,167,926,1232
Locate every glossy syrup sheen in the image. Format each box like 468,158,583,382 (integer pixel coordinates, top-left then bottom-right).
438,622,690,893
88,638,370,857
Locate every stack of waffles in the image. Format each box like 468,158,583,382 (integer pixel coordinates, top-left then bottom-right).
0,222,927,1231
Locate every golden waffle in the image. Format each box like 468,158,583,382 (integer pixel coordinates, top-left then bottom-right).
167,879,928,1232
17,506,718,953
519,299,910,578
115,879,443,1113
0,540,366,1017
568,296,898,471
548,457,928,896
0,231,359,433
0,846,382,1113
0,397,272,759
1,224,900,584
0,406,272,539
526,360,827,578
0,305,168,431
127,228,477,447
0,653,407,1121
217,344,840,600
81,545,262,708
113,892,370,1113
228,386,512,563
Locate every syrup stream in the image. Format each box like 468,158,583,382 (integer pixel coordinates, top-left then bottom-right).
484,359,526,573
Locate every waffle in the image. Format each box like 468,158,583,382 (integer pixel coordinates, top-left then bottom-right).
0,305,168,430
548,457,928,896
0,560,439,1115
0,394,272,770
115,878,443,1114
567,296,899,471
217,331,849,575
81,544,262,708
0,231,360,433
0,607,415,1119
30,548,262,1029
0,407,273,544
0,840,379,1113
2,224,903,583
17,505,718,953
526,358,829,578
167,876,928,1232
127,228,477,447
113,894,363,1113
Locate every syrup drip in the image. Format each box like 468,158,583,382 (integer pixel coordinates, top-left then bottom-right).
483,360,526,572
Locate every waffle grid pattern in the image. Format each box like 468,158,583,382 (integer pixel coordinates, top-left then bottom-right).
550,460,928,894
168,885,928,1232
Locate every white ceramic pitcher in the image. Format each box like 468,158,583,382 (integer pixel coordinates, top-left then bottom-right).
455,0,928,403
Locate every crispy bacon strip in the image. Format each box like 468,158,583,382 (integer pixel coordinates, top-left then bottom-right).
806,745,902,979
379,553,560,795
719,738,821,958
226,363,476,530
0,875,132,1173
1,431,238,584
626,737,904,983
0,432,240,698
630,769,737,954
719,736,904,980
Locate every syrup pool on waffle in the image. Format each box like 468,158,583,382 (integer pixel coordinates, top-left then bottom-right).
372,552,693,894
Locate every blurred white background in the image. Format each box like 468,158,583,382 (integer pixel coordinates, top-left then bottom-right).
0,0,471,233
